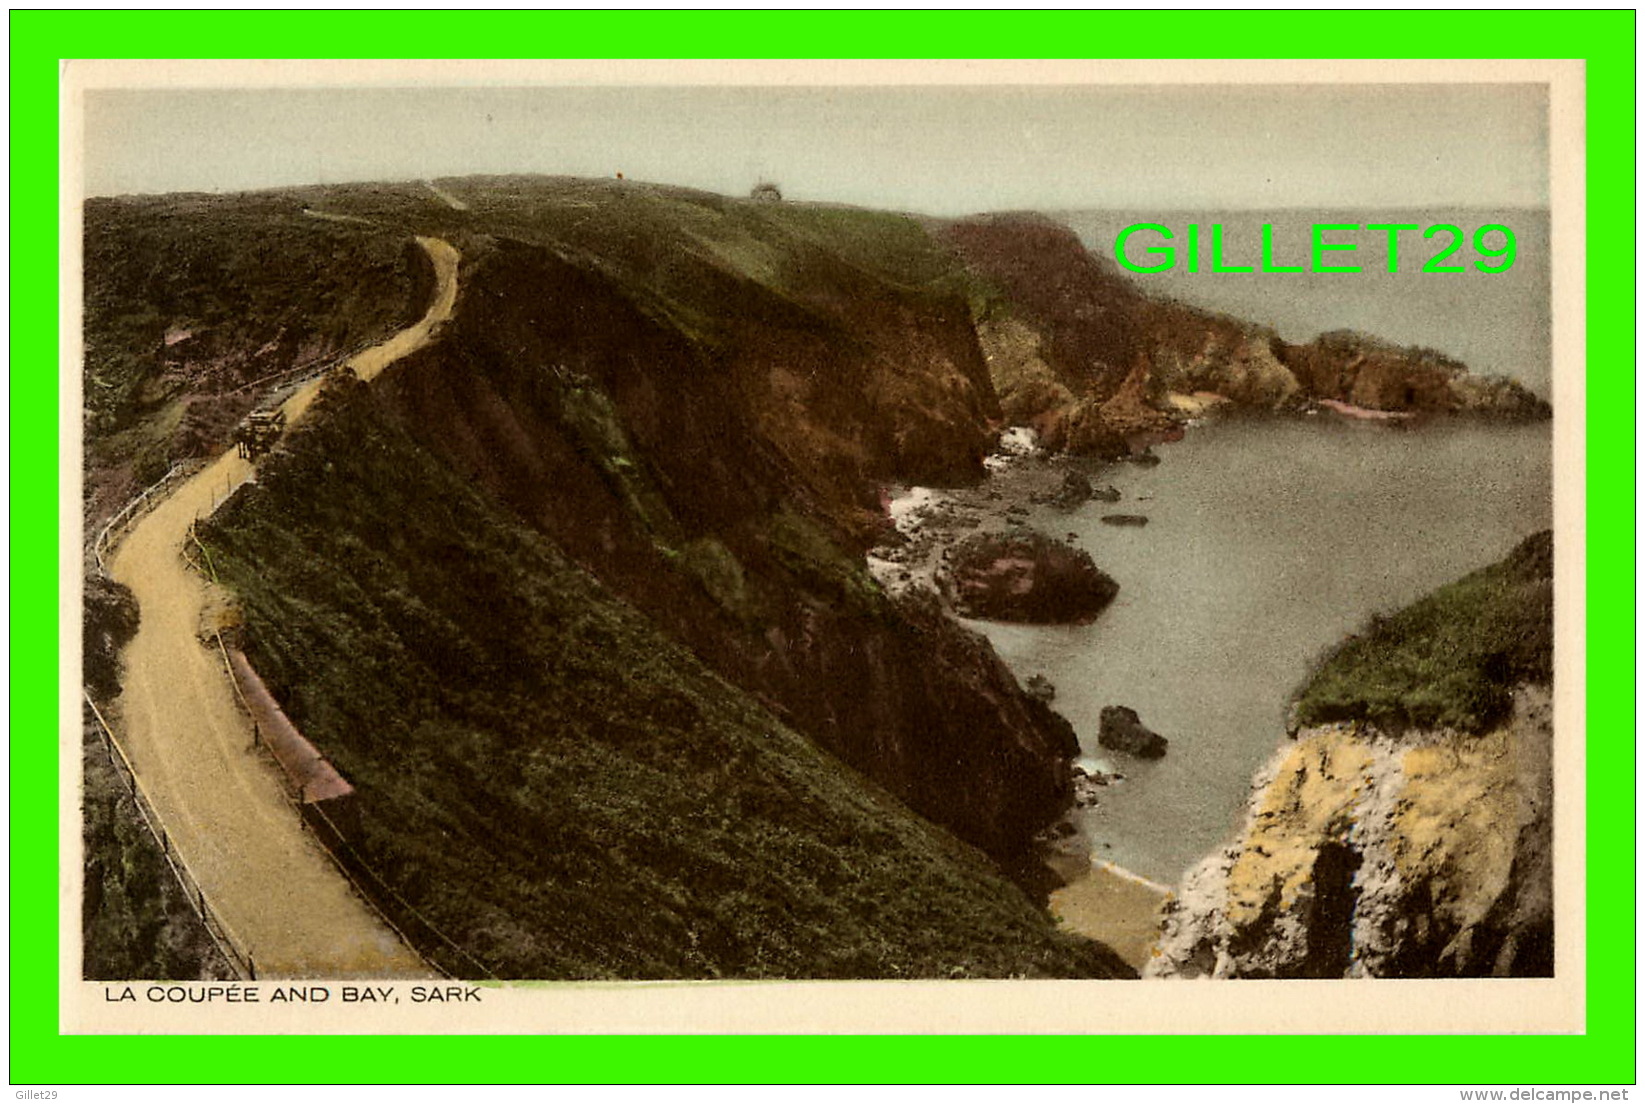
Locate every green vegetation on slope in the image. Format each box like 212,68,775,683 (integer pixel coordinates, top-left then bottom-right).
198,376,1125,979
80,194,427,977
83,192,422,500
311,175,990,346
1294,530,1553,733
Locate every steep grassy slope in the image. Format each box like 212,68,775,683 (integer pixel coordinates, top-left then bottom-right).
81,709,235,981
1294,530,1553,732
306,176,1004,508
199,378,1127,978
374,236,1078,868
83,193,425,522
86,180,1093,979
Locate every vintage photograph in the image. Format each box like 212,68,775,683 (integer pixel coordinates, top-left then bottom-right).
72,63,1566,1021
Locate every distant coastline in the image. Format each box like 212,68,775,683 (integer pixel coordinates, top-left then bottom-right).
1060,207,1552,399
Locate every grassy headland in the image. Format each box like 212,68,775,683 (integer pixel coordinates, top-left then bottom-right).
1294,530,1553,733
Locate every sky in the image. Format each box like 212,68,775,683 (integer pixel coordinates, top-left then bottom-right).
81,82,1549,214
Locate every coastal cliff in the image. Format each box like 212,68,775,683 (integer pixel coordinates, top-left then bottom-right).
84,176,1549,979
945,214,1549,457
1149,532,1554,978
375,229,1076,866
95,179,1130,977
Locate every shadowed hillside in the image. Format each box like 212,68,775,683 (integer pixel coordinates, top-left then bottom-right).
198,377,1128,978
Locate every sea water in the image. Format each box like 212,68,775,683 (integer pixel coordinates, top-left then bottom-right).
1063,208,1552,398
972,416,1553,883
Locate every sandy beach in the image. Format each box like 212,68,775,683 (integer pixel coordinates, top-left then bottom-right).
1050,861,1170,973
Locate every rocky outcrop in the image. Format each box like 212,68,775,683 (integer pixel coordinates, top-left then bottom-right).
947,215,1548,451
1098,706,1168,759
973,314,1080,447
1152,532,1554,979
946,214,1147,405
1047,470,1091,509
83,575,139,700
1159,331,1300,409
1149,686,1552,979
953,217,1176,459
936,530,1119,624
1275,331,1550,420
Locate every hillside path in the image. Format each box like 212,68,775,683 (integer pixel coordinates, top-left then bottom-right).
106,237,460,977
424,181,469,211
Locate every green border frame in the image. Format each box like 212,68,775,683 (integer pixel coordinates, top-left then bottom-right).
11,10,1635,1086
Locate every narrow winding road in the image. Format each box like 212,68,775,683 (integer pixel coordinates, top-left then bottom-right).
106,237,460,977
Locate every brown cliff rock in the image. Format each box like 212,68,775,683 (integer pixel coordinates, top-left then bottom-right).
1276,331,1550,420
937,530,1119,624
378,239,1081,867
947,215,1547,442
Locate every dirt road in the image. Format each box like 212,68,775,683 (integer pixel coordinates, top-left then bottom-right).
424,181,469,211
105,237,460,978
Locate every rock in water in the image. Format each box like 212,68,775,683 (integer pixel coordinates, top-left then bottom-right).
1090,484,1123,503
938,530,1118,623
1050,469,1093,509
1024,673,1056,703
1071,771,1105,808
1098,705,1168,758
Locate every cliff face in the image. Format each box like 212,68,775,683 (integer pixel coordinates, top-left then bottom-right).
1149,688,1552,978
376,235,1076,865
1276,331,1551,421
944,214,1149,405
200,378,1127,978
946,215,1176,456
1149,533,1555,979
945,215,1549,457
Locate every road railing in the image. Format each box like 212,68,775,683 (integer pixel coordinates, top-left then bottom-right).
82,692,257,981
87,336,379,577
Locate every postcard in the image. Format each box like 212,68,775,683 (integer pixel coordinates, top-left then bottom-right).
61,56,1585,1037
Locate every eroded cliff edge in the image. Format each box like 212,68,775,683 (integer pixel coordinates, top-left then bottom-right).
1148,532,1554,978
943,213,1549,456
